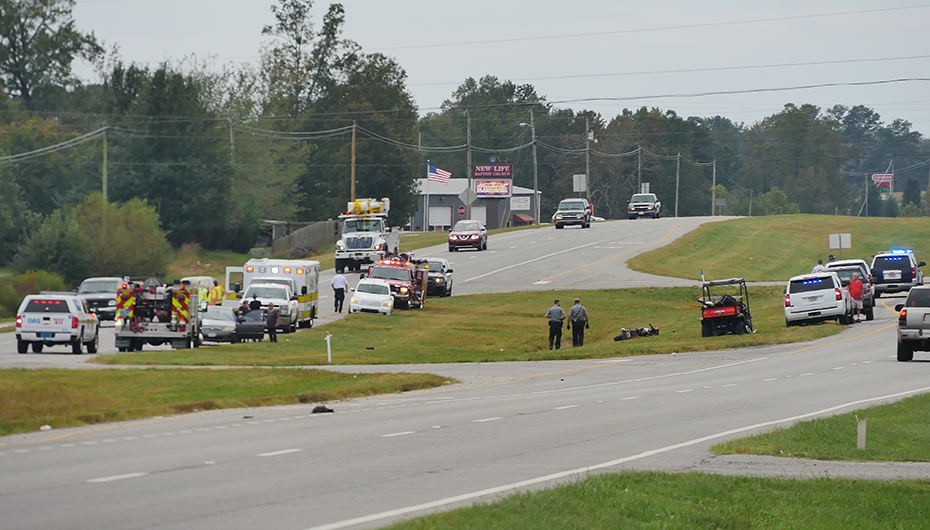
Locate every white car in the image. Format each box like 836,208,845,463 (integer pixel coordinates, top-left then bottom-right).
349,279,394,316
784,271,852,326
15,293,100,354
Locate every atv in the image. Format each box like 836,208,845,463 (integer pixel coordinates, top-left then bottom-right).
699,277,753,337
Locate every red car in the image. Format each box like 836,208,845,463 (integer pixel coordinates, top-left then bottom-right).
448,220,488,252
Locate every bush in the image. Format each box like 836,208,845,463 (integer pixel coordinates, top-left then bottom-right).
0,270,66,318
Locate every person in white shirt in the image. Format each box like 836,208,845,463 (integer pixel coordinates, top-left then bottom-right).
331,269,349,313
811,259,826,274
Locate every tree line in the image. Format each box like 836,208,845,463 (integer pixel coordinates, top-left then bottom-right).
1,0,928,274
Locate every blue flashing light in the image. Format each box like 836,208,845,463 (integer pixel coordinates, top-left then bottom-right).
802,279,824,285
889,249,913,254
883,256,905,261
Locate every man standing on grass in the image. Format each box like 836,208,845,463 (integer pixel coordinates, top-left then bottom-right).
849,272,864,322
812,259,826,274
569,298,589,347
545,299,566,350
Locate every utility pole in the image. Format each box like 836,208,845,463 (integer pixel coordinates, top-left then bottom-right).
637,147,642,192
675,152,680,217
466,109,472,219
529,107,539,225
749,189,753,217
585,117,590,201
102,127,108,237
711,159,717,216
351,122,357,202
228,119,235,165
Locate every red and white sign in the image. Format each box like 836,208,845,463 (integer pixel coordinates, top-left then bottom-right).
871,173,894,183
457,205,466,216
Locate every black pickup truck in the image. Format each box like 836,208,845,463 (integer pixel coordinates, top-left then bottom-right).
628,193,661,219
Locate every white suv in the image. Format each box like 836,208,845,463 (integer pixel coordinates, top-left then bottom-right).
15,293,100,354
784,272,852,326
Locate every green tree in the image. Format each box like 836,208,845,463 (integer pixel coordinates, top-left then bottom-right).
0,0,100,109
15,193,170,284
757,187,799,215
903,177,922,209
900,202,923,218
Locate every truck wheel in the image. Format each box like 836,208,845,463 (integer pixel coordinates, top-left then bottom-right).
733,318,745,335
865,308,874,321
86,328,99,353
701,322,710,337
897,342,914,362
32,342,43,353
17,338,28,354
335,259,348,272
72,338,83,355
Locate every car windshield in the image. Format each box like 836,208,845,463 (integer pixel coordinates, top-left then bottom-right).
428,261,444,273
344,219,383,233
244,286,288,299
204,307,236,321
240,310,264,322
905,289,930,307
558,201,586,210
631,194,654,202
873,256,909,270
832,269,860,284
369,267,410,281
79,280,119,294
789,277,835,293
453,222,480,232
357,283,390,295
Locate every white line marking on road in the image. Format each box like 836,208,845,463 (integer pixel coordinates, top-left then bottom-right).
489,251,497,254
833,367,845,370
800,373,814,377
702,386,712,389
621,396,641,401
81,441,97,445
862,361,873,364
60,444,75,448
381,431,416,438
675,389,693,393
473,417,503,423
533,281,551,285
510,246,517,249
464,239,610,283
87,472,148,484
302,384,930,530
553,405,578,410
762,378,778,382
721,384,738,387
258,449,303,457
122,437,137,441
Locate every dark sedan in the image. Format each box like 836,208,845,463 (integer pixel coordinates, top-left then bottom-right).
236,310,266,342
200,306,239,343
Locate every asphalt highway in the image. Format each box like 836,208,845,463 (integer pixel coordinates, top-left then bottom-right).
4,217,929,530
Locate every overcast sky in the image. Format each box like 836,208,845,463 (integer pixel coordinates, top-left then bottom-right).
73,0,930,134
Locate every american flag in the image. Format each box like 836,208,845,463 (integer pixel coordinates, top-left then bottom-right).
428,165,451,185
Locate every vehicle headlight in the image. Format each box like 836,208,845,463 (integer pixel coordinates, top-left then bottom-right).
384,300,392,308
108,300,116,306
555,215,562,220
337,243,346,251
435,277,444,284
350,298,357,304
400,287,408,294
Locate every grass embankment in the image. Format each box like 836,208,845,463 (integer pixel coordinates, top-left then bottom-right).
0,368,450,436
383,471,930,530
714,392,930,462
93,286,843,367
629,214,930,282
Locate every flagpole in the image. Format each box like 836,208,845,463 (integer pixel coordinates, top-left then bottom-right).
425,160,430,232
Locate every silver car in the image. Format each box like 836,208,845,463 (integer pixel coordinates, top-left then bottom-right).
895,286,930,361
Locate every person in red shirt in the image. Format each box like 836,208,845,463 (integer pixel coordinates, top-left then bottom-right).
848,272,864,322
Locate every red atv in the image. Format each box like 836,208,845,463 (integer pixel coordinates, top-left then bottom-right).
700,277,753,337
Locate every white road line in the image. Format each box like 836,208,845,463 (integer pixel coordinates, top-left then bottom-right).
832,367,845,370
533,281,551,285
553,405,578,410
382,431,416,438
258,449,303,457
675,389,693,393
621,396,641,401
800,373,814,377
463,239,609,283
762,378,778,382
302,384,930,530
472,417,503,423
721,384,738,387
87,472,148,484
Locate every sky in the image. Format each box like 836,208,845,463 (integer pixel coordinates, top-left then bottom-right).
72,0,930,134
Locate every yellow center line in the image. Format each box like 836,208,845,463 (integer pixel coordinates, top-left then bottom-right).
539,225,680,282
789,298,901,354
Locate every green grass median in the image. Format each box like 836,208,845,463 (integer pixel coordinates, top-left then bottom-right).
92,286,846,367
0,368,451,436
381,471,930,530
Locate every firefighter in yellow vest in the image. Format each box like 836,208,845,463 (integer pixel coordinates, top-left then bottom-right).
208,280,226,306
198,281,209,308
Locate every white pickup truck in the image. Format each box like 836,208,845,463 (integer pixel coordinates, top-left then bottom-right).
15,293,100,354
241,282,299,333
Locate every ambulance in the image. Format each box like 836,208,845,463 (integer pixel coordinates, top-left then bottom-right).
225,258,320,329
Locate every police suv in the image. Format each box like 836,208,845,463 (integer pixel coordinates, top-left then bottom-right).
15,293,100,354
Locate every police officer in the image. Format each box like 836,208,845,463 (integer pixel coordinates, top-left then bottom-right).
545,299,566,350
568,298,589,347
331,269,348,313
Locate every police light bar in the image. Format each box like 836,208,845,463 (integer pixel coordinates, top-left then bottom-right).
801,279,824,285
890,249,913,254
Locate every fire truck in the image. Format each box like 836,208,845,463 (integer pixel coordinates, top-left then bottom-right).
362,256,429,309
114,278,201,351
335,198,399,272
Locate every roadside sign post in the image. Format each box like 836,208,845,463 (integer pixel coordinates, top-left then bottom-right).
829,233,852,260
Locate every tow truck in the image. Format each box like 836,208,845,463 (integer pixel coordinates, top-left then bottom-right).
114,278,201,351
335,198,399,272
362,256,429,309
